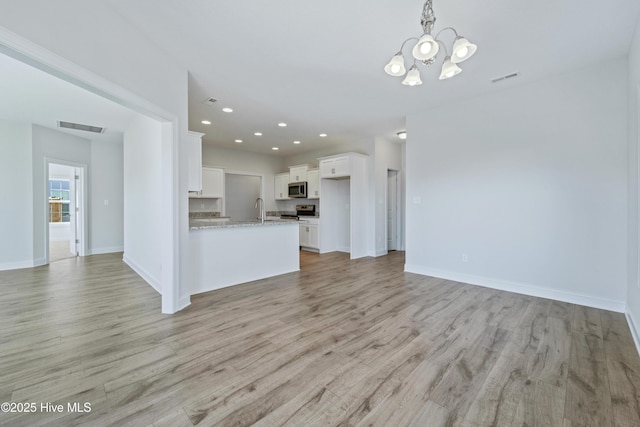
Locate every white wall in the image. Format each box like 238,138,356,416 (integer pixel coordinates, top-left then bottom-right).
123,115,163,292
90,137,124,254
0,119,33,269
627,16,640,345
405,58,628,311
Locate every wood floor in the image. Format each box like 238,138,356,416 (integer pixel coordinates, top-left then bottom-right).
1,251,639,426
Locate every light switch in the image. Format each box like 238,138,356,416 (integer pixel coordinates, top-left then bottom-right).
104,199,109,206
413,196,421,205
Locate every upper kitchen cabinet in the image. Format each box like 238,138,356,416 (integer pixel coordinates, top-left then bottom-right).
307,169,319,199
200,167,224,198
319,155,350,178
289,164,311,183
187,131,204,192
275,172,290,200
190,166,224,198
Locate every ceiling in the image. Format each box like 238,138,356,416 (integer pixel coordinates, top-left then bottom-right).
1,1,639,156
0,48,138,143
104,0,640,156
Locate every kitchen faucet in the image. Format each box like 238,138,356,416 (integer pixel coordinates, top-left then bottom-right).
255,197,265,224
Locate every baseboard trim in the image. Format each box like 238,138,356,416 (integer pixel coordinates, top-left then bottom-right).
122,254,161,295
626,311,640,358
89,246,124,255
0,259,39,271
404,264,626,313
179,295,191,311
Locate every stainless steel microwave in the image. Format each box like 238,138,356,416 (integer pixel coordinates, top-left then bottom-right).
288,181,307,198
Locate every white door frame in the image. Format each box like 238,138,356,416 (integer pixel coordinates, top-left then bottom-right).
45,159,88,263
386,168,403,252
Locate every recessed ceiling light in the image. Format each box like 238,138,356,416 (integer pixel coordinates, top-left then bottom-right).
201,120,211,125
319,133,327,137
293,140,301,144
278,122,287,127
235,139,243,143
222,107,233,113
397,131,407,140
272,147,279,151
254,132,262,136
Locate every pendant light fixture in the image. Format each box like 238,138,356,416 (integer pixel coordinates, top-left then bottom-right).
384,0,477,85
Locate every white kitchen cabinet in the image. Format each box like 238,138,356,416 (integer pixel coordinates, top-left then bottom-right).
275,172,290,200
187,131,204,192
299,217,319,250
200,167,224,198
307,169,319,199
289,165,310,183
319,156,350,178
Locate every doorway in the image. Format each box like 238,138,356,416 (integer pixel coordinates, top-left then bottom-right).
387,169,401,251
224,173,262,221
47,161,86,263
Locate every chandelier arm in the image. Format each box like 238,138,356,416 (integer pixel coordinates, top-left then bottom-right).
435,39,450,58
435,26,459,40
399,37,420,52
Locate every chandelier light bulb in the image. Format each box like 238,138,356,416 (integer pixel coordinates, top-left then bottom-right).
439,56,462,80
451,37,477,63
402,65,423,86
384,53,406,76
412,34,439,61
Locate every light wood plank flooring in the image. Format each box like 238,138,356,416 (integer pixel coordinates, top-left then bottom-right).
1,251,639,426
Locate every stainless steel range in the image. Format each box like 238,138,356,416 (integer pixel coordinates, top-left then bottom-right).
280,204,316,220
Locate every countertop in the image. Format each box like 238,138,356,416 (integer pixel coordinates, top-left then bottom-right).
189,218,298,230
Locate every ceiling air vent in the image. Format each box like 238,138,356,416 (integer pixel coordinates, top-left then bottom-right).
491,72,519,84
57,121,105,134
203,97,218,106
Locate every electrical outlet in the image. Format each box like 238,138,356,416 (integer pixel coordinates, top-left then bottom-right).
462,253,469,263
413,196,421,205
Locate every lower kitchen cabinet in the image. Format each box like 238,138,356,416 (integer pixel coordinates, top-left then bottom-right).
299,218,319,250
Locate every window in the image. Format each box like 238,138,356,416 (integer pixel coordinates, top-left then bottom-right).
49,179,71,223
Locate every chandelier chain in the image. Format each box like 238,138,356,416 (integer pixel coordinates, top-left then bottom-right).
420,0,436,34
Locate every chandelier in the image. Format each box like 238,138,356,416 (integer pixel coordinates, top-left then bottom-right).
384,0,477,86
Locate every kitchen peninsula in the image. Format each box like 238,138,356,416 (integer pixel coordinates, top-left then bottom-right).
188,219,299,295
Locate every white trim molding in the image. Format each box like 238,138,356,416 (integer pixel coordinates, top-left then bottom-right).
89,246,124,255
0,259,44,271
404,264,626,313
123,254,161,295
626,311,640,358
